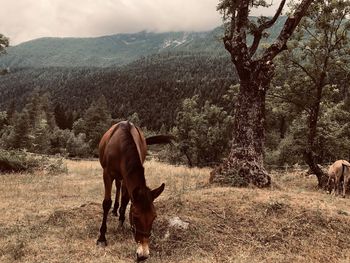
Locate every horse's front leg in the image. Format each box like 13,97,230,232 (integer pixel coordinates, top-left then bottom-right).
118,183,130,228
97,170,112,246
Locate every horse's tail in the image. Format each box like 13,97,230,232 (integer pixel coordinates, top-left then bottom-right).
341,162,349,181
146,135,174,145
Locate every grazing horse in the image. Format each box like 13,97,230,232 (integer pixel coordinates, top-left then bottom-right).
97,121,172,261
327,160,350,198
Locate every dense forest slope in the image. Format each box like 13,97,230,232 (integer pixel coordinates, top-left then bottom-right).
0,53,237,130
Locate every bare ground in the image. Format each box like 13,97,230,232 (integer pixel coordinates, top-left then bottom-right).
0,159,349,263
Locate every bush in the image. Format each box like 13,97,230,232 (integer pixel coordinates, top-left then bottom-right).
160,96,233,167
0,150,67,174
0,150,41,173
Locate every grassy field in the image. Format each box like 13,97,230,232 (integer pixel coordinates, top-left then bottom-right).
0,159,350,263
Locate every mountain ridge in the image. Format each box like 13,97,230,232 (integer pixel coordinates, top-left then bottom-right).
0,17,286,68
0,29,224,68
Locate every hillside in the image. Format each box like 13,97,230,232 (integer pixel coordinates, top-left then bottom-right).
0,31,223,68
0,159,349,262
0,17,286,68
0,53,238,130
0,17,287,130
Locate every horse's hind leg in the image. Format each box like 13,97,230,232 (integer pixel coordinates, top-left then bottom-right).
326,176,333,194
112,179,121,216
97,170,112,246
118,182,129,227
343,175,349,198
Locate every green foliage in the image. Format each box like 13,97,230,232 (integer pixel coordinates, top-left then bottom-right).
0,90,91,158
8,110,31,149
0,149,67,174
0,111,7,131
128,112,140,127
0,150,40,173
0,34,9,54
166,96,233,167
74,95,112,154
0,53,238,131
66,133,90,158
267,0,350,166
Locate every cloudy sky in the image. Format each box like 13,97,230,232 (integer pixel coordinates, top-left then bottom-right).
0,0,285,45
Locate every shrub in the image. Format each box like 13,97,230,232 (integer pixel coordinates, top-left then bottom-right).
0,150,41,173
0,149,67,174
160,96,233,167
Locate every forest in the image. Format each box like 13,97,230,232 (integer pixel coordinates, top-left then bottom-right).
1,1,350,262
0,0,349,174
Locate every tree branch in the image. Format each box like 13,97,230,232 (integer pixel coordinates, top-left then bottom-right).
303,27,322,45
290,59,317,84
267,93,311,113
223,0,250,69
249,0,286,57
330,12,347,51
261,0,315,62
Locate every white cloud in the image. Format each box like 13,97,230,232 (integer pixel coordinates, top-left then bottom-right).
0,0,286,45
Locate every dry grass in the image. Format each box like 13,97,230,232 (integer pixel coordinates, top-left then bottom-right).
0,159,349,263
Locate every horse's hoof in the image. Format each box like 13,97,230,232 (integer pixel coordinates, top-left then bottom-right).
96,240,107,247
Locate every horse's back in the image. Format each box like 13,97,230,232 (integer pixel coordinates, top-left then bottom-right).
99,121,147,171
99,123,120,168
130,125,147,163
328,160,350,177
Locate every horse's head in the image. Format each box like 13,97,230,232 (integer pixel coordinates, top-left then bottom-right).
130,183,165,261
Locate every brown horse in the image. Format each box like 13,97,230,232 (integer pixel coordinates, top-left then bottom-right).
96,121,172,261
327,160,350,198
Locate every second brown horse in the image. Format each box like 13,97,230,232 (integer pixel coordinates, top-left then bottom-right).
97,121,172,261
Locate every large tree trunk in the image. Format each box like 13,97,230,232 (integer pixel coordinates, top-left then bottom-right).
304,76,328,188
210,77,271,187
212,0,314,188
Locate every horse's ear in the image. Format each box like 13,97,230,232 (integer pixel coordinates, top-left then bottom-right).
151,183,165,200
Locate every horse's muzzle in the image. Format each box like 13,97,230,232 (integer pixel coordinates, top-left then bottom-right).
136,243,149,261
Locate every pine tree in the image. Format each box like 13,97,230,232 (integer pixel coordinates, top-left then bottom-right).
25,90,41,129
6,100,16,125
41,93,57,130
0,111,7,132
83,95,112,153
11,110,31,149
54,103,70,130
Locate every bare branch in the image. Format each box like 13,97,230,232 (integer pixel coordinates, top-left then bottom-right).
330,12,347,51
261,0,315,62
304,48,321,71
267,93,311,113
249,0,286,57
290,60,317,84
303,27,322,45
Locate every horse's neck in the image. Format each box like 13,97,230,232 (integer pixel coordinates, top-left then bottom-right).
125,170,147,195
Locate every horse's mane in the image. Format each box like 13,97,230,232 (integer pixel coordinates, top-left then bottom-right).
119,121,146,186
